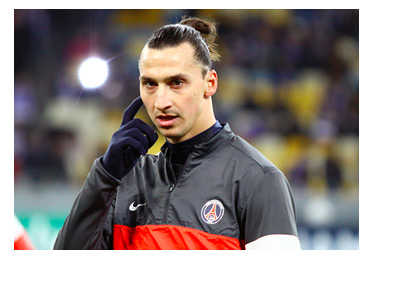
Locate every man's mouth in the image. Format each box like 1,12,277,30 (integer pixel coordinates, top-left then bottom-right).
156,115,178,128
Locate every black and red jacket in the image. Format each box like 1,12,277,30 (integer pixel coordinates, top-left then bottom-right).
54,123,298,250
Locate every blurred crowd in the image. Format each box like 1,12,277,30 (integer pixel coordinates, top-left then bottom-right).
14,9,359,198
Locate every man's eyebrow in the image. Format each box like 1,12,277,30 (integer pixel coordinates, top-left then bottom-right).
139,76,153,82
165,73,189,81
139,73,189,82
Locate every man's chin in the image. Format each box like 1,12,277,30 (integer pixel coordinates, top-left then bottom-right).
158,128,186,144
157,127,178,139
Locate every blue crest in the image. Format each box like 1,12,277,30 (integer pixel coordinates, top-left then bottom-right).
201,200,225,224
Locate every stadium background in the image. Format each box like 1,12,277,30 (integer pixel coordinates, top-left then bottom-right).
14,9,359,250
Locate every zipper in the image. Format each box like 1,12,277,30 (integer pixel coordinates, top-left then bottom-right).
162,183,175,223
162,153,193,224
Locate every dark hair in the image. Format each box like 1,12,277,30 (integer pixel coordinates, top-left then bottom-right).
145,16,220,77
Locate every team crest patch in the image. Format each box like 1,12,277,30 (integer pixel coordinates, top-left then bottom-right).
201,200,224,224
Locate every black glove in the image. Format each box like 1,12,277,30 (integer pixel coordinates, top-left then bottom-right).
102,96,158,180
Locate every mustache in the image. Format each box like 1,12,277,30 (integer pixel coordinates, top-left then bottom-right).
155,112,180,118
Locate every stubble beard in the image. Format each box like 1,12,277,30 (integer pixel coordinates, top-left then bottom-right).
158,119,191,144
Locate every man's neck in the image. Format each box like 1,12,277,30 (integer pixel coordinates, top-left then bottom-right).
166,120,222,164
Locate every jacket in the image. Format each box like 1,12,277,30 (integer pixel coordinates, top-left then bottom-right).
54,123,298,250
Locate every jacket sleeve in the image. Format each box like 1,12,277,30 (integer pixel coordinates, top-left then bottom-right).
53,157,121,250
239,170,298,245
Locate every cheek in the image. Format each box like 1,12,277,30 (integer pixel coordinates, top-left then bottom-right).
182,96,201,119
141,96,153,115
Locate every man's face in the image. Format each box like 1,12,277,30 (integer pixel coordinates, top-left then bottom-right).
139,42,216,143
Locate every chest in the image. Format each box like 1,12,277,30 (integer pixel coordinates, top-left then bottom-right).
113,157,243,239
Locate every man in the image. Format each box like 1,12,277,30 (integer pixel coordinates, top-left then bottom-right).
54,16,300,250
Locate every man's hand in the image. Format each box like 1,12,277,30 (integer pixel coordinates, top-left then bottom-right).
102,96,158,180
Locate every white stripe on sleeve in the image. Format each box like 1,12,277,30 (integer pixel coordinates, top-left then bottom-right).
245,234,301,250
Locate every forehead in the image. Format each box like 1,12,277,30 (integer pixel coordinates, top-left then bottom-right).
139,42,202,78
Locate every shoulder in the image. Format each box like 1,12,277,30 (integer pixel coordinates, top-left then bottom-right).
228,134,282,176
215,133,289,203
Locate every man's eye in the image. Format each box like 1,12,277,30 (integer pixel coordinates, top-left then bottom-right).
171,79,183,86
144,81,157,87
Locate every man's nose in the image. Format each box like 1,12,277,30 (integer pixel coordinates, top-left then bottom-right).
154,85,172,111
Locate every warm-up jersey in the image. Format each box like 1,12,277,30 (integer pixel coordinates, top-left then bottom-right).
54,124,298,250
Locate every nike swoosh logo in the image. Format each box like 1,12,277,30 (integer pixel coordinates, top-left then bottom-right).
129,202,147,212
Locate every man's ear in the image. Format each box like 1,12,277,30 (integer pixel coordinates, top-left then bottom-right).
204,69,218,98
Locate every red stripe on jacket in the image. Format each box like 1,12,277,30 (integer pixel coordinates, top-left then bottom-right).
113,224,242,250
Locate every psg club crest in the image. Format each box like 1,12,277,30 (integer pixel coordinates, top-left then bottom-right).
201,200,224,224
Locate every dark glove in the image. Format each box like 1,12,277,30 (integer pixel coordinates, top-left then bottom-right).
102,96,158,180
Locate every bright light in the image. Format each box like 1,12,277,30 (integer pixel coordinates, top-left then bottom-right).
78,57,109,89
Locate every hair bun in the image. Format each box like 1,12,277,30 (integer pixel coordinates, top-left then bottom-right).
180,16,220,62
